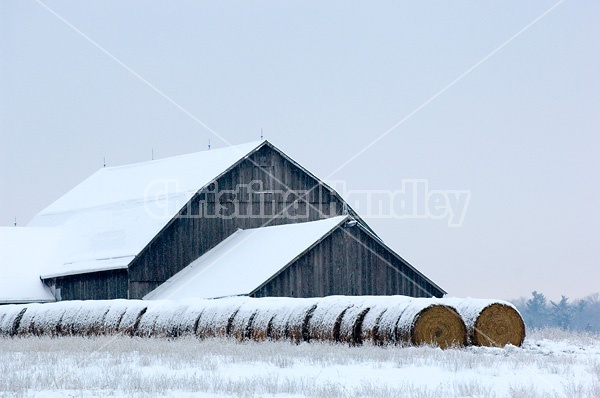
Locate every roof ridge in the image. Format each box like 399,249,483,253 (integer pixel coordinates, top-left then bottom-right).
101,140,266,172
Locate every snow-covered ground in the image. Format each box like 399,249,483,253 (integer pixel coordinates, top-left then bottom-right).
1,329,598,398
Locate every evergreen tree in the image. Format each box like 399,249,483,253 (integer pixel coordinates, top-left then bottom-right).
550,296,574,330
525,291,550,329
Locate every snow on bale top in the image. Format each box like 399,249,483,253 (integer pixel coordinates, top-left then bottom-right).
24,141,265,279
143,216,348,300
0,227,59,303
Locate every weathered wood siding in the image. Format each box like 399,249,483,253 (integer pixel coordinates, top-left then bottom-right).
250,225,444,298
52,269,128,301
128,144,351,299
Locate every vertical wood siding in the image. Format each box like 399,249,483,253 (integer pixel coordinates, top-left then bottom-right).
250,226,444,298
54,269,128,300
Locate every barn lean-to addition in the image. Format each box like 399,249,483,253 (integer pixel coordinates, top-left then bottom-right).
0,140,445,304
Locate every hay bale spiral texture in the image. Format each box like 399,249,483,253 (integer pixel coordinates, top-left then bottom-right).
397,302,467,349
444,298,525,347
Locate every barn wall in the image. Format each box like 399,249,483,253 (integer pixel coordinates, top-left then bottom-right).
50,269,129,301
250,225,444,299
128,144,348,299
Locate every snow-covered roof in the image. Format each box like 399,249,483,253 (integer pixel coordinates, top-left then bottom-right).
144,216,348,300
0,228,58,303
28,141,265,278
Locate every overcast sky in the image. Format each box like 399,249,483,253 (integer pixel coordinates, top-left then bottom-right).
1,1,599,301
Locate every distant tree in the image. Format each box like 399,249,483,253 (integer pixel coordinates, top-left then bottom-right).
571,293,600,332
515,291,600,332
550,296,575,330
524,291,551,329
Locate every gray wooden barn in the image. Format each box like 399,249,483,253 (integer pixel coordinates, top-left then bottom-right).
0,141,445,303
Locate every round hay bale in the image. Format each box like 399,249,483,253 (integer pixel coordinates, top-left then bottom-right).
0,305,28,337
238,297,315,342
15,303,45,336
136,301,166,337
473,303,525,347
228,298,298,341
249,311,275,341
308,296,355,343
57,301,97,336
30,303,68,336
341,296,408,345
173,301,206,336
195,296,249,338
397,301,467,349
444,298,525,347
74,301,112,336
152,301,193,338
101,300,132,335
247,298,301,342
339,307,371,345
363,296,414,345
268,298,319,343
115,300,149,336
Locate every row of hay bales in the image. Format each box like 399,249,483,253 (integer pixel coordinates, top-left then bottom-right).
0,296,525,348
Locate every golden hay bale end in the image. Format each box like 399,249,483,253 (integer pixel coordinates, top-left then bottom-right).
472,303,525,347
443,298,526,347
405,304,467,349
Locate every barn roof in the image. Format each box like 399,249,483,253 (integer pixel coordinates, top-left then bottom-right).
29,141,266,279
143,216,349,300
0,227,58,303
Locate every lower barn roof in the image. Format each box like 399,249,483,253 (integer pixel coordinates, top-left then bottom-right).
144,216,348,300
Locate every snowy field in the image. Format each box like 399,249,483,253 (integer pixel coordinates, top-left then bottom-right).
0,329,598,398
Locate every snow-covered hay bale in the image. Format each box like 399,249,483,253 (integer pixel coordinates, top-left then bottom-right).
173,301,206,336
152,301,194,338
15,303,46,336
248,311,275,341
397,301,467,349
71,301,112,336
0,305,28,336
308,296,355,343
339,296,398,345
268,298,319,343
101,300,133,335
247,297,305,341
229,301,260,341
445,298,525,347
362,296,414,345
29,303,68,336
114,300,149,336
136,301,166,337
58,301,111,336
196,297,248,338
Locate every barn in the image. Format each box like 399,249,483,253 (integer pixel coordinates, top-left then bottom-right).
0,140,445,303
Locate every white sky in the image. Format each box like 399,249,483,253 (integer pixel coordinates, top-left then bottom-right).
1,1,599,301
